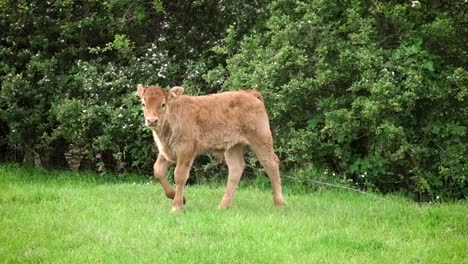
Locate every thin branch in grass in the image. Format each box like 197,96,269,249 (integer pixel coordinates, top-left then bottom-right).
283,175,390,202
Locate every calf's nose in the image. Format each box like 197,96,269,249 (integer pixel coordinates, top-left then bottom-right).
146,117,159,126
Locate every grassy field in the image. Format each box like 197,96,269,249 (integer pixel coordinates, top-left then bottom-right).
0,164,467,263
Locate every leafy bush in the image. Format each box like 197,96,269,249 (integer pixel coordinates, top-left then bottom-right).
205,0,467,200
0,0,466,200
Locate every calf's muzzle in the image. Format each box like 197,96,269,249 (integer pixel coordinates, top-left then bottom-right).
146,117,159,126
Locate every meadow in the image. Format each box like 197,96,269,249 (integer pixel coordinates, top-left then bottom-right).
0,164,467,263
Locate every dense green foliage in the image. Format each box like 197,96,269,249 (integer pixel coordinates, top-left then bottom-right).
0,0,466,200
1,165,467,263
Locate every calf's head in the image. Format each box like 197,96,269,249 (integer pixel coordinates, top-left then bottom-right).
137,84,184,128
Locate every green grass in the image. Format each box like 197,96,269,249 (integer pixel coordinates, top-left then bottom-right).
0,164,467,263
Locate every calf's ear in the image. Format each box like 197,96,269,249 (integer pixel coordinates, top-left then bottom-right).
136,84,145,98
169,86,184,100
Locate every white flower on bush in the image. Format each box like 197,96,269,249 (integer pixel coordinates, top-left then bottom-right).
411,1,421,8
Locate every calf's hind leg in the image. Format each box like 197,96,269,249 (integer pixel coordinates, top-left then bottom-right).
219,145,245,209
248,134,284,207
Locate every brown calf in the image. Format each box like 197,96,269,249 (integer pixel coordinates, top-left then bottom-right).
137,84,284,212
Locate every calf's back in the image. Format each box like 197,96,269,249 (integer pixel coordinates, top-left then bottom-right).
166,90,271,153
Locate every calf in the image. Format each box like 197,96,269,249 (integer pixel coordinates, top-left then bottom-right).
137,84,284,212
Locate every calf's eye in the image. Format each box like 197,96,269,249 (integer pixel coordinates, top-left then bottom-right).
162,103,166,108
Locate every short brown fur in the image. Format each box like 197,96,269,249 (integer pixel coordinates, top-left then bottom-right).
137,84,284,212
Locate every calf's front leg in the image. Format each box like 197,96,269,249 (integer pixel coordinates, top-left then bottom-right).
172,158,193,213
154,154,186,203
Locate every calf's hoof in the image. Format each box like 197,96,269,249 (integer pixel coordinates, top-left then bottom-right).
218,200,231,210
171,197,185,213
274,196,284,208
171,206,183,213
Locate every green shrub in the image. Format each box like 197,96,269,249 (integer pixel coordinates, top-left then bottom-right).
205,0,467,200
0,0,466,200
